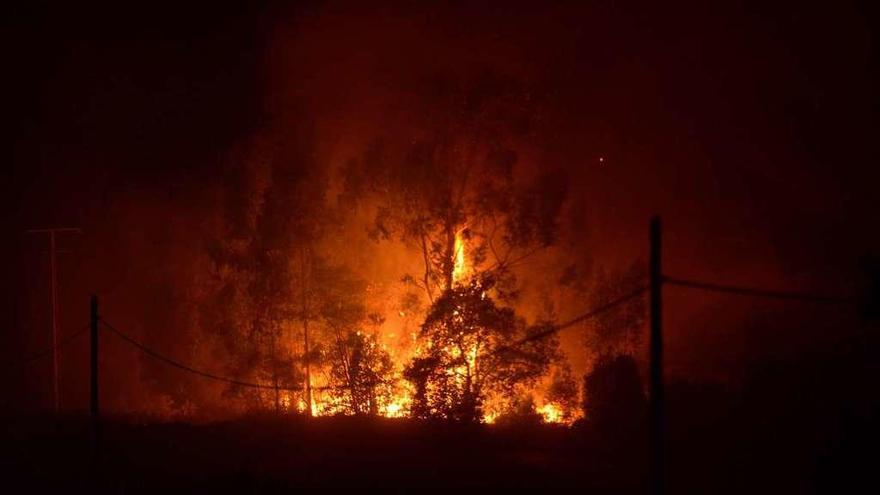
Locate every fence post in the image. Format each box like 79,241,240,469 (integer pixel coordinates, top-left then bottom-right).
90,295,99,459
649,216,665,494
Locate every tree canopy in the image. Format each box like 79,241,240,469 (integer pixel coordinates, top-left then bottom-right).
405,278,561,421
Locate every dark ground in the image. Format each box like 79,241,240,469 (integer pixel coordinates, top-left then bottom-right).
3,339,878,494
1,414,639,494
1,394,875,495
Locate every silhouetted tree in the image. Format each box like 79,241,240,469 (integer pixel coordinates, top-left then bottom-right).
302,258,398,415
404,277,560,421
583,354,647,436
546,363,580,422
195,128,325,412
583,261,647,359
327,330,395,415
495,395,544,427
343,74,571,422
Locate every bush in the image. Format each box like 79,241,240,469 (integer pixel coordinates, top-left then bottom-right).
583,355,647,437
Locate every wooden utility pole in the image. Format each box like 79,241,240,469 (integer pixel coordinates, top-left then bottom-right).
649,216,665,495
26,227,81,412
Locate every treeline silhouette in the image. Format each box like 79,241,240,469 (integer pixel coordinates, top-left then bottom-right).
6,262,878,494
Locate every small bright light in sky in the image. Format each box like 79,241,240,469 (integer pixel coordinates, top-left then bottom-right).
599,156,605,163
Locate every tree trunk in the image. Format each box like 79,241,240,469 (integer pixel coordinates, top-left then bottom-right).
300,246,313,417
419,231,435,302
271,331,280,412
444,221,456,290
303,317,313,416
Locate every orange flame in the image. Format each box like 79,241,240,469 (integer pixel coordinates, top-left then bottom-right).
453,229,467,283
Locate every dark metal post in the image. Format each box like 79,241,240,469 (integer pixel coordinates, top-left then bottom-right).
50,232,59,412
649,216,665,494
90,295,99,425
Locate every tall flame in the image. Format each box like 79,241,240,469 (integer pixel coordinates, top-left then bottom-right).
453,230,467,283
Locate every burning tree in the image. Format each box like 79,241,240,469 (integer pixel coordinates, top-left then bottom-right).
341,74,568,303
543,363,580,423
194,133,324,411
404,278,560,421
327,330,395,415
341,74,570,421
305,258,398,415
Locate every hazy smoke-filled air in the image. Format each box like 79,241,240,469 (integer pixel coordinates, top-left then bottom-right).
4,1,878,417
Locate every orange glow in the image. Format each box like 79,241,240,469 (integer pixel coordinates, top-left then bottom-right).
269,222,571,425
381,393,410,418
537,402,564,424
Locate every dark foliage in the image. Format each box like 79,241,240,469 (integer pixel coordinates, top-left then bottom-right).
583,354,647,438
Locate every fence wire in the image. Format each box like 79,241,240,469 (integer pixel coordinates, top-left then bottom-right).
26,270,859,392
99,318,347,392
99,287,650,392
514,286,649,347
664,276,858,304
12,323,90,367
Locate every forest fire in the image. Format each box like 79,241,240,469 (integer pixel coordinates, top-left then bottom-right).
289,226,570,425
7,5,595,426
8,3,877,493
